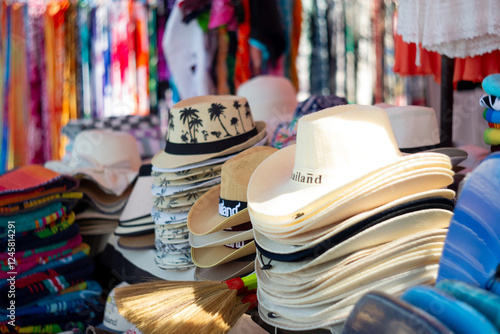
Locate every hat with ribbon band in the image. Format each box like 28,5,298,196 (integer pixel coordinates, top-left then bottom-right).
152,95,267,169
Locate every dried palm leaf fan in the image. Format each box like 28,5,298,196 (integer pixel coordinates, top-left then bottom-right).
115,273,257,334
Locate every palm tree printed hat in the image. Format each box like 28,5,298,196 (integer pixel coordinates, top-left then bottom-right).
152,95,267,169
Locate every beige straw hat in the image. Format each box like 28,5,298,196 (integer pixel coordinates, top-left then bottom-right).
253,188,455,254
191,241,256,268
256,207,452,274
257,229,447,290
257,264,438,331
247,105,453,231
152,95,267,169
188,146,278,235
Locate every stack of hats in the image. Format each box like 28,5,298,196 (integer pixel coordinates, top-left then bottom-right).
270,94,348,149
113,164,156,250
480,73,500,153
247,105,456,331
150,95,267,271
187,146,277,281
343,140,500,334
45,130,141,254
0,165,102,333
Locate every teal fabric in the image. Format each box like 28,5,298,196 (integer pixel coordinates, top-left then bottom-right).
483,74,500,97
436,280,500,331
401,286,499,334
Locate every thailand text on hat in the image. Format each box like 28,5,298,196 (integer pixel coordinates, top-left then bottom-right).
45,130,141,196
152,95,267,169
188,146,278,236
247,104,454,230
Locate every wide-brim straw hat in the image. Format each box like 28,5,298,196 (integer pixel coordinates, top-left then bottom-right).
251,158,454,237
253,189,455,259
191,241,256,268
256,208,452,274
45,130,141,196
190,229,254,248
188,146,278,235
257,264,439,331
248,105,453,232
151,164,222,181
152,95,267,169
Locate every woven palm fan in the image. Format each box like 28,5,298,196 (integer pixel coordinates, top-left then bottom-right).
115,274,257,334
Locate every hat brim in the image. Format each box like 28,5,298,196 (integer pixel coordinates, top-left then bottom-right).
114,223,155,236
248,146,452,230
257,209,452,274
188,185,251,235
191,242,256,268
425,147,468,165
152,121,267,169
253,189,455,255
195,258,255,281
118,233,155,250
120,176,154,222
45,160,138,197
190,229,254,248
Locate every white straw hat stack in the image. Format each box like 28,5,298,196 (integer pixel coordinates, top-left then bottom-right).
247,104,456,331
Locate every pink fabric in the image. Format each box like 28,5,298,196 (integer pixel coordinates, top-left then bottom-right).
208,0,237,31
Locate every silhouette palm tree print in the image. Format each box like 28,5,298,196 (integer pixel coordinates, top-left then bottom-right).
202,130,208,140
231,117,240,134
167,110,174,140
233,100,246,132
211,131,221,139
180,131,189,143
179,107,202,143
208,103,231,137
244,101,254,127
189,118,203,143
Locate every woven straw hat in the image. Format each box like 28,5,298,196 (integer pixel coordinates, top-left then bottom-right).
152,95,267,169
247,105,453,232
188,146,278,235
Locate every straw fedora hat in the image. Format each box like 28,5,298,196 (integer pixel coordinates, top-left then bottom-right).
195,258,255,281
247,104,453,230
188,146,278,236
377,104,468,164
152,95,267,169
236,75,298,138
45,130,141,196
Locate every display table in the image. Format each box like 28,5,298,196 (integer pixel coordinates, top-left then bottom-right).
98,233,196,283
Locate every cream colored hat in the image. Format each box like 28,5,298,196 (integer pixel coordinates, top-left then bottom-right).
247,105,454,232
256,208,452,274
45,130,141,196
152,95,267,169
188,146,278,235
236,75,298,138
191,240,256,268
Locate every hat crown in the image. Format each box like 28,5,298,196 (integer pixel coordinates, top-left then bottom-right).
220,146,278,202
69,130,141,171
166,95,256,145
292,105,402,186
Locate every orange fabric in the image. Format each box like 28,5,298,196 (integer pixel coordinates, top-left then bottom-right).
216,27,231,95
234,0,252,90
394,32,500,89
289,0,302,92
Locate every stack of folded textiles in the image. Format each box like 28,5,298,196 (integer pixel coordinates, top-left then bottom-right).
0,165,103,333
480,73,500,153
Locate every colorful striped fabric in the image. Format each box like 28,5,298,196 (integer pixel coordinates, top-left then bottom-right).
0,203,66,236
0,191,82,215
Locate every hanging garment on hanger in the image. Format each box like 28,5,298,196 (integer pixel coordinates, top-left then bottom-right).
148,4,158,114
234,0,252,89
208,0,237,31
133,1,150,116
77,1,92,119
398,0,500,59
